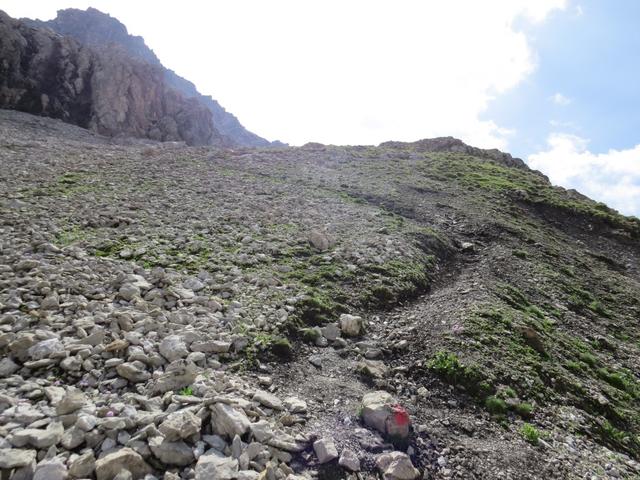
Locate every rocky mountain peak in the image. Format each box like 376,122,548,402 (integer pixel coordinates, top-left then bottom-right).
2,8,279,147
33,7,160,65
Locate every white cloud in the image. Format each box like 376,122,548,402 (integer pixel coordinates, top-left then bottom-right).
551,92,572,106
1,0,566,147
528,133,640,217
549,119,577,129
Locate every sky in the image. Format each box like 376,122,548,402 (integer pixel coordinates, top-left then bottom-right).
2,1,639,217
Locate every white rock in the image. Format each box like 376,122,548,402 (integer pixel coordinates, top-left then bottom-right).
195,453,239,480
116,361,151,383
44,386,66,405
28,338,66,360
0,357,19,377
190,340,231,353
461,242,475,251
33,458,67,480
94,448,152,480
202,435,228,452
360,392,410,440
308,230,332,251
159,409,201,441
56,388,87,415
320,323,340,341
212,403,250,438
230,435,242,459
357,359,388,379
170,287,195,299
339,314,364,337
313,437,338,464
159,335,189,362
361,391,395,435
284,397,307,414
252,390,283,410
376,452,419,480
151,359,197,394
149,436,194,466
60,426,85,449
237,471,260,480
118,283,140,301
40,295,60,310
10,421,64,448
339,448,361,471
9,462,36,480
249,420,274,443
113,470,133,480
0,449,36,469
69,450,96,478
3,404,44,424
76,414,98,431
184,277,206,292
126,274,151,290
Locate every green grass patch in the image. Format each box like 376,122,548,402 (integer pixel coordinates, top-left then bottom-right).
427,351,490,396
520,423,540,445
485,396,508,415
55,225,90,246
179,386,194,396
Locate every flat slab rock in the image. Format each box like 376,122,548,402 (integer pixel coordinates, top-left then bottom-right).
195,453,239,480
94,448,152,480
0,448,36,469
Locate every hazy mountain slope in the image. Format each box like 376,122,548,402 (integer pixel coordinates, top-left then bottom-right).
0,110,638,479
26,7,278,147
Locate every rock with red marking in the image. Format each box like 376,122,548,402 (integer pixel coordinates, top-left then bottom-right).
361,391,411,440
386,404,411,439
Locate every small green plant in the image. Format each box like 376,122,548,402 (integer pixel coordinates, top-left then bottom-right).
299,327,321,343
564,361,583,373
520,423,540,445
599,420,627,444
270,337,293,359
515,402,534,418
427,351,489,395
578,351,598,367
56,225,89,246
588,300,611,318
298,292,340,325
524,305,545,320
502,387,517,398
485,396,508,415
559,266,575,277
179,386,194,396
597,368,638,395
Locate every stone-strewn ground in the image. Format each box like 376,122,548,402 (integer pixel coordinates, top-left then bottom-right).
0,110,639,479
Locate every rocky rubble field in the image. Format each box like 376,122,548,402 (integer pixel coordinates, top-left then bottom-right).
0,110,639,479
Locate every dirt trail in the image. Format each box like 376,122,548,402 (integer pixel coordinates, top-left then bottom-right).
269,243,579,479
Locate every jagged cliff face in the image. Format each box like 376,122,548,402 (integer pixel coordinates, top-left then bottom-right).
0,10,221,145
27,8,277,147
